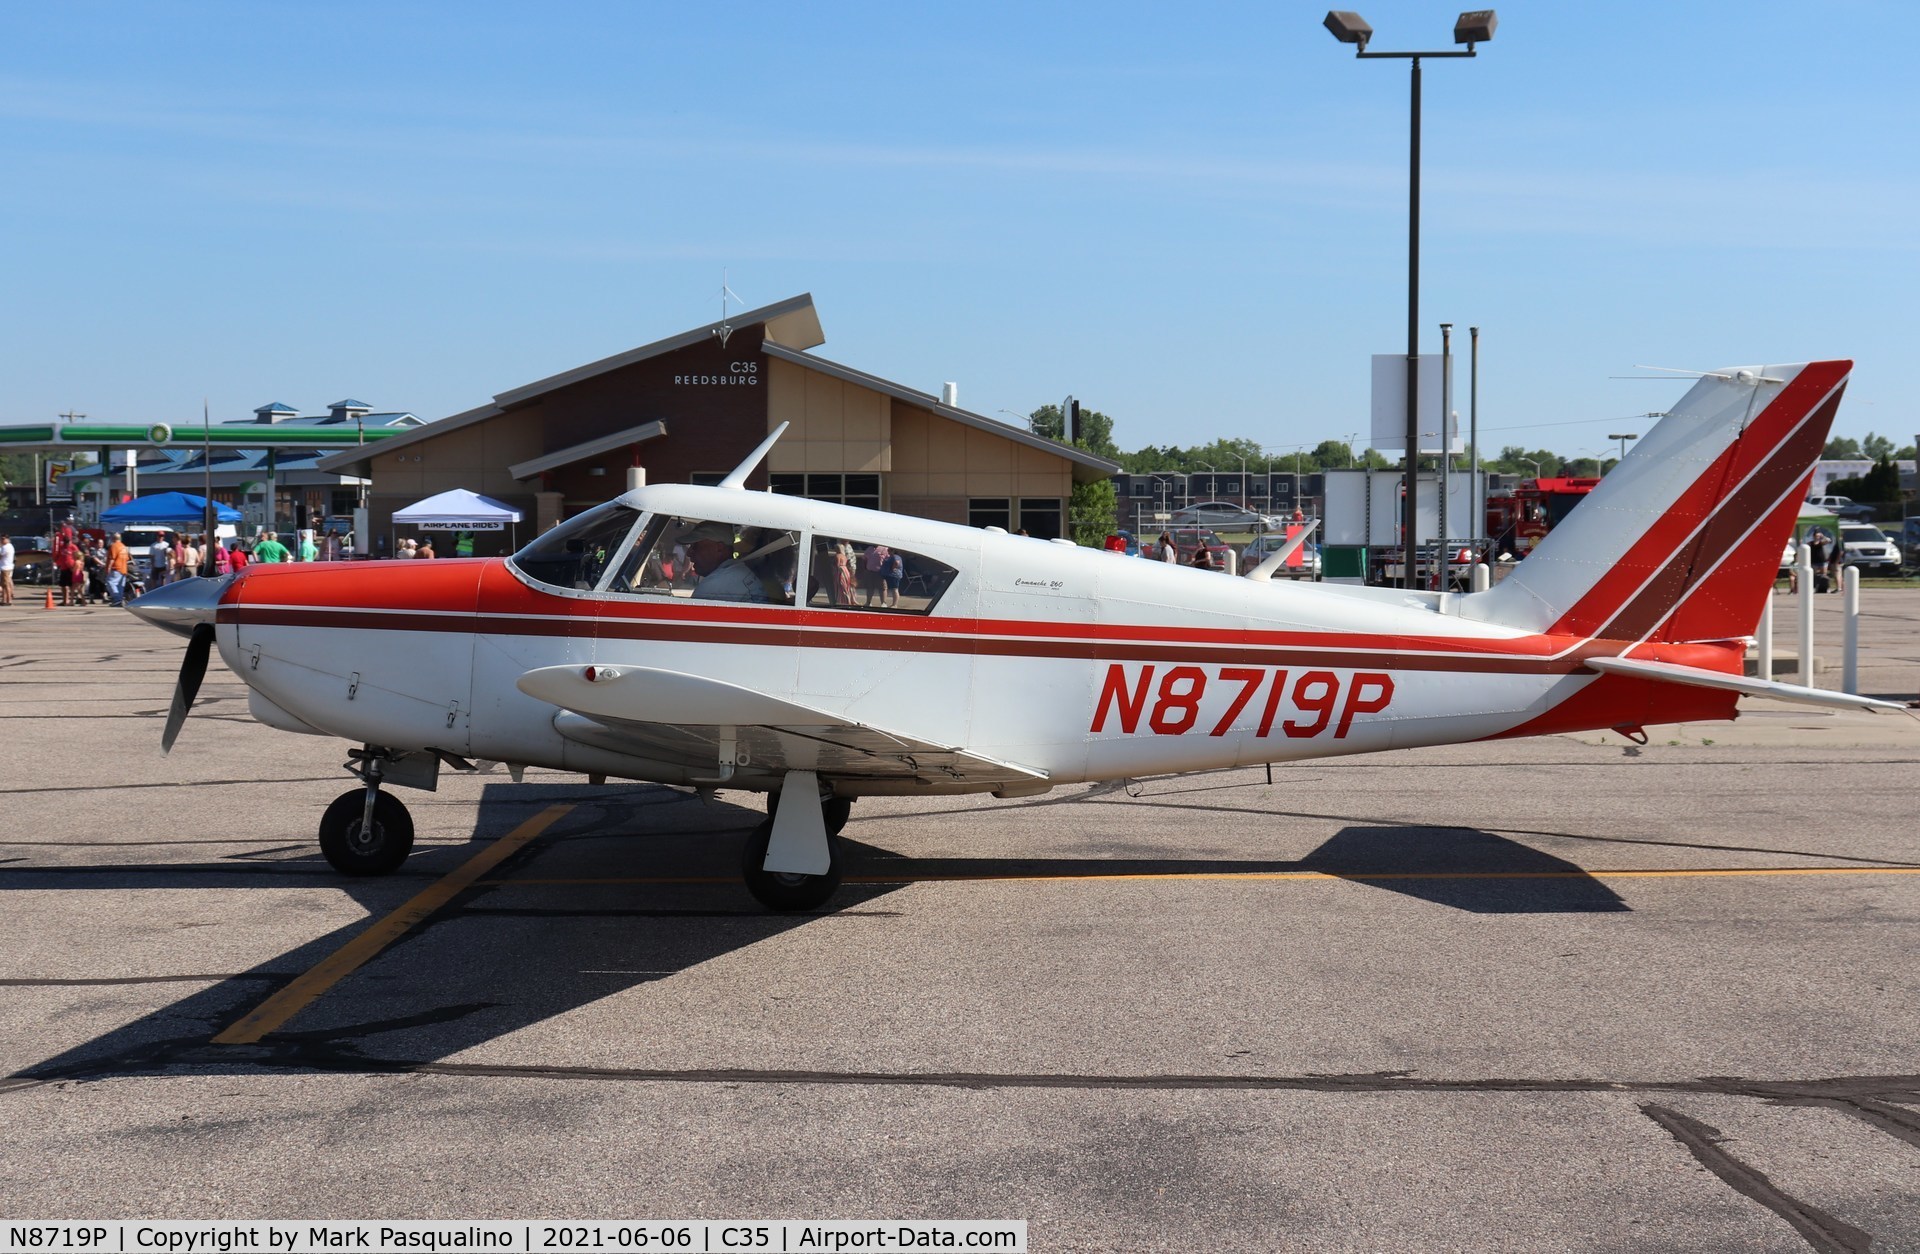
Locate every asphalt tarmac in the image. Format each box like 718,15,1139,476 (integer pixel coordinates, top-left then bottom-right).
4,590,1920,1251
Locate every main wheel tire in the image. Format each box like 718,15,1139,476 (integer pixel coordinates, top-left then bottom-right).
318,788,415,876
822,796,852,838
741,816,842,912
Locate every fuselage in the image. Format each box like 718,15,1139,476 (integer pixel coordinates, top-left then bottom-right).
213,483,1740,795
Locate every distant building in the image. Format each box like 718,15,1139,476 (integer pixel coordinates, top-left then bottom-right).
64,401,422,530
317,294,1117,556
1808,459,1916,497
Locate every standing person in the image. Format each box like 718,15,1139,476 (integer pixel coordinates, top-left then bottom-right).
252,531,290,564
106,533,129,606
227,540,250,572
181,534,201,580
1828,533,1847,594
148,532,172,591
882,547,904,608
0,533,14,606
211,535,231,576
298,531,318,562
168,532,188,583
1157,532,1177,563
53,528,78,605
862,544,889,606
831,541,856,605
416,537,435,559
1809,530,1831,595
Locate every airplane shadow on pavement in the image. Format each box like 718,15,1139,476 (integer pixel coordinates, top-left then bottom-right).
7,785,1619,1089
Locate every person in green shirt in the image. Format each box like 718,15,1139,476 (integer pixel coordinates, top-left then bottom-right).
252,532,290,563
298,532,318,562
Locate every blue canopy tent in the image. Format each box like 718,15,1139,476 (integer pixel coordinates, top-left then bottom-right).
101,492,243,526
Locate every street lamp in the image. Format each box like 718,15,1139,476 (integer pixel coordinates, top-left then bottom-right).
1607,432,1638,468
1520,457,1542,480
1325,8,1497,586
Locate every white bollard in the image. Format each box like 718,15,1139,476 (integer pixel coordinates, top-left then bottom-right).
1471,562,1490,593
1843,565,1860,695
1756,593,1773,680
1797,544,1816,687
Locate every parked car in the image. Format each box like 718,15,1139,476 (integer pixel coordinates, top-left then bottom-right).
1240,531,1321,578
1168,501,1281,531
1807,494,1877,522
1900,518,1920,571
1141,527,1234,568
1839,523,1902,575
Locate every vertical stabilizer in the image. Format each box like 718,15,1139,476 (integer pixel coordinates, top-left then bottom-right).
1463,360,1850,643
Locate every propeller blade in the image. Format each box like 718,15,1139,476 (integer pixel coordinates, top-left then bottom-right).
161,624,216,753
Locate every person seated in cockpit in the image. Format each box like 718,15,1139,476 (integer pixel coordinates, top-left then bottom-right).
684,522,795,604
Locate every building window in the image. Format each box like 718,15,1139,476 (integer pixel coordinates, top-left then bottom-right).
969,498,1012,531
770,473,881,512
690,472,726,487
1018,499,1063,541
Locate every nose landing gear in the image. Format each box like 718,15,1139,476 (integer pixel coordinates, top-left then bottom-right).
319,748,416,875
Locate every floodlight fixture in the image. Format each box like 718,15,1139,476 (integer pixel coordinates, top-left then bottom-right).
1323,11,1373,50
1453,10,1497,46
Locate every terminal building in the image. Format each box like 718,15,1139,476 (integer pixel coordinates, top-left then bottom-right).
315,294,1119,556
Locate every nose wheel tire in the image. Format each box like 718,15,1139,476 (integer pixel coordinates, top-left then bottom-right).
741,817,842,912
319,789,416,876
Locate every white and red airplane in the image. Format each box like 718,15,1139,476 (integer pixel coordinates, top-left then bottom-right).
132,360,1900,909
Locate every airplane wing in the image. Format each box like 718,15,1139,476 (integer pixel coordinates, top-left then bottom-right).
518,664,1048,786
1585,656,1911,714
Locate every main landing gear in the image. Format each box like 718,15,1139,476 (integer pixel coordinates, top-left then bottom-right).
741,775,850,912
319,748,416,876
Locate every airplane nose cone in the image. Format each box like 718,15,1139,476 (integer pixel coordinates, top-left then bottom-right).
128,574,234,639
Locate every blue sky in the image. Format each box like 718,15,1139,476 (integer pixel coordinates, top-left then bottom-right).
3,1,1916,460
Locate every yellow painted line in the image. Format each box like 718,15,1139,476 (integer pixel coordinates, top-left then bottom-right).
212,804,573,1045
474,865,1920,887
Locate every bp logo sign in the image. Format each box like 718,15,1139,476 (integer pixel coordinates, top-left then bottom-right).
148,423,172,444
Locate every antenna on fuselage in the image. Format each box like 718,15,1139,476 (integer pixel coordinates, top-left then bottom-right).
717,421,790,490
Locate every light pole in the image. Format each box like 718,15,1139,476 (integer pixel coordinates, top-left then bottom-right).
1607,432,1638,470
1325,8,1497,587
1520,457,1541,480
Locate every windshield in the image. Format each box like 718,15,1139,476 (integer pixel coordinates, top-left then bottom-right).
1842,526,1888,543
510,503,641,591
604,513,800,605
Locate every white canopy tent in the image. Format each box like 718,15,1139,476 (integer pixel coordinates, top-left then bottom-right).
392,488,523,545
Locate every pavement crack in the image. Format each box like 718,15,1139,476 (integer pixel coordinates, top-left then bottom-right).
1640,1102,1872,1254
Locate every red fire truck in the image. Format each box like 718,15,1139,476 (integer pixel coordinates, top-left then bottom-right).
1486,476,1600,557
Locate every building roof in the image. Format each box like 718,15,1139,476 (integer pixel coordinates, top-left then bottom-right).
314,295,1117,484
760,341,1120,483
506,420,668,481
328,398,372,410
317,295,822,474
254,403,298,415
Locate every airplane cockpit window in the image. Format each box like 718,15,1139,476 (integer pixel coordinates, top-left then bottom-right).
607,515,800,605
509,503,641,592
808,535,957,614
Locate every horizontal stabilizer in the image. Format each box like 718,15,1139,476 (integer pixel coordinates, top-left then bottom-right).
1586,656,1909,714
